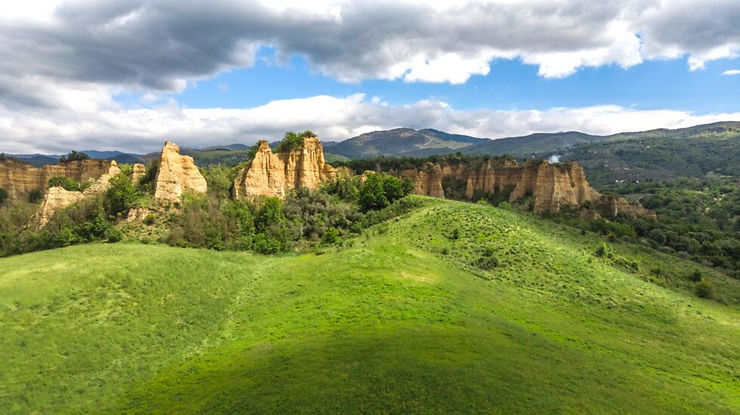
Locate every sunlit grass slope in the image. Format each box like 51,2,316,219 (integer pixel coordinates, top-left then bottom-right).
1,197,738,414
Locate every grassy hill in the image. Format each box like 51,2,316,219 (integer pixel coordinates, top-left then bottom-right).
1,197,739,413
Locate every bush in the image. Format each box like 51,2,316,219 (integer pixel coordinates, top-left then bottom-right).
143,212,157,225
48,176,84,191
274,130,315,153
28,189,43,204
104,174,139,218
694,279,714,299
594,242,612,258
0,188,7,205
138,160,159,193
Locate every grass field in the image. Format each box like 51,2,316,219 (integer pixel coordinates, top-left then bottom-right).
1,196,738,413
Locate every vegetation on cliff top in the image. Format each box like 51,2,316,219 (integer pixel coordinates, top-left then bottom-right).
1,197,738,413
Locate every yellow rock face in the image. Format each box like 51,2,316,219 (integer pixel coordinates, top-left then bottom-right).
36,161,122,227
392,159,654,219
0,158,119,201
233,136,337,198
154,141,208,201
132,163,146,184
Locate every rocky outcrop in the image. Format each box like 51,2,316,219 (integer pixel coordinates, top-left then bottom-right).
0,158,118,201
386,159,654,219
36,161,122,227
154,141,208,201
598,194,657,220
233,136,337,198
399,162,445,198
132,163,146,184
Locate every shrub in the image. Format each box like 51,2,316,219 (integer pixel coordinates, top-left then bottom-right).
274,130,315,153
323,226,340,244
138,160,159,193
104,227,123,243
689,270,703,282
0,188,7,205
143,212,156,225
104,174,139,219
474,255,499,270
694,279,714,299
594,242,612,258
28,189,43,204
48,176,83,191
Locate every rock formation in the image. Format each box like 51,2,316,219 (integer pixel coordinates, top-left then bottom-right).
386,159,655,219
132,163,146,184
36,161,122,227
154,141,208,201
233,136,337,198
0,158,118,201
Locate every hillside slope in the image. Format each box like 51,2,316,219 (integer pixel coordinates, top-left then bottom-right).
1,197,739,413
328,128,485,159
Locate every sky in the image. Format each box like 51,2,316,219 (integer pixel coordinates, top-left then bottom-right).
0,0,739,153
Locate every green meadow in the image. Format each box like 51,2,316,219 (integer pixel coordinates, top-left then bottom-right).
1,196,738,413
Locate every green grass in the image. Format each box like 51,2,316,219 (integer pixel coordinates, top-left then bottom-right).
1,197,739,413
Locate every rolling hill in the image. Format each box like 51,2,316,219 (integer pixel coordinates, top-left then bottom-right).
326,128,486,159
2,196,738,413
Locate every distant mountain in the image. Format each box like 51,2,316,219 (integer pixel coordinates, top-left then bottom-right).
328,121,740,160
461,131,602,157
327,128,486,159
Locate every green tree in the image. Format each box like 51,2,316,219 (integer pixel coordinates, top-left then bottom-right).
0,188,7,205
358,174,389,212
104,174,139,218
59,150,90,163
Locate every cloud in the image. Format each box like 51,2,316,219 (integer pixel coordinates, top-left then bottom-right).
1,93,738,154
0,0,738,108
722,69,740,76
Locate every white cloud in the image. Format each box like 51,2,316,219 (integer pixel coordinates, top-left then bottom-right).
1,93,738,154
722,69,740,76
0,0,738,104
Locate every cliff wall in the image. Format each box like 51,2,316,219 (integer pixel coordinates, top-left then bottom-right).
36,161,122,227
0,159,118,201
233,136,336,198
389,160,654,218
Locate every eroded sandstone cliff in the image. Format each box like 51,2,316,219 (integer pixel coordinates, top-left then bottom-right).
36,161,122,227
154,141,208,201
233,136,337,198
388,159,654,218
0,158,119,201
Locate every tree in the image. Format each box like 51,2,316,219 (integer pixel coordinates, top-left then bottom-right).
59,151,90,163
358,174,388,211
0,188,7,205
382,176,406,202
104,174,139,218
274,130,316,153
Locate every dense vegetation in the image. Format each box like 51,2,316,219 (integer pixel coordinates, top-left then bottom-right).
333,152,517,173
59,150,90,163
0,162,413,258
1,197,738,413
273,130,317,153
